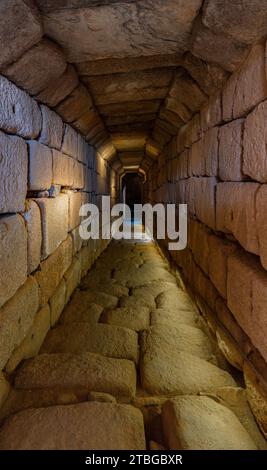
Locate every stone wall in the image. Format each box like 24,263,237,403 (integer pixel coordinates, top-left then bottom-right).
0,75,118,403
147,43,267,432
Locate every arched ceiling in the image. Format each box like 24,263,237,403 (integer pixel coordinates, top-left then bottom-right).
2,1,267,172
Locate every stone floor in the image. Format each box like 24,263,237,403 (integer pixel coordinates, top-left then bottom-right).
0,234,266,450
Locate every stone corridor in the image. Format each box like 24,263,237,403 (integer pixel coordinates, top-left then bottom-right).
0,235,265,450
1,0,267,452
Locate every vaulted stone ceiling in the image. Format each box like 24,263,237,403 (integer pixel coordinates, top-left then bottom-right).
2,0,267,172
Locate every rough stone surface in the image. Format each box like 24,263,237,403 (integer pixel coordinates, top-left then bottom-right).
64,256,81,303
39,105,64,150
6,305,51,374
0,0,43,68
203,386,267,450
233,44,267,118
0,372,10,408
0,215,27,308
23,200,42,274
141,348,236,396
49,279,66,327
216,182,260,255
55,84,93,123
35,235,72,306
102,306,150,332
162,396,257,450
62,302,103,325
2,39,66,96
0,131,28,213
28,140,53,191
15,352,136,403
0,277,39,370
41,1,203,62
243,100,267,182
35,194,69,259
244,362,267,438
35,64,79,107
150,308,199,329
216,327,243,371
61,124,78,158
218,120,244,181
256,185,267,270
227,251,267,362
142,323,214,362
192,19,249,72
41,322,139,363
0,75,41,139
52,150,74,187
0,402,146,450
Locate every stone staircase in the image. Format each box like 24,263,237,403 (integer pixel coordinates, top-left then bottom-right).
0,239,266,450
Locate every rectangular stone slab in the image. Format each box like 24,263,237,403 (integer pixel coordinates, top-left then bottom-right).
41,322,139,363
14,352,136,402
0,402,146,450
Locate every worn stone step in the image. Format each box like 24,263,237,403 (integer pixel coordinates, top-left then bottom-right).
0,402,146,450
162,396,257,450
141,348,236,395
202,387,267,450
141,323,215,362
14,352,136,402
150,308,200,328
61,302,103,324
41,322,139,363
156,288,197,312
64,289,118,313
101,306,150,331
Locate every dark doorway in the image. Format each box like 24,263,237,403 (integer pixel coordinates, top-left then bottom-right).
122,173,144,217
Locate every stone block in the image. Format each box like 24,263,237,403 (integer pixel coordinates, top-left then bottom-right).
61,124,78,159
243,100,267,182
222,72,238,122
0,401,145,450
0,215,27,308
55,84,93,123
39,105,63,150
0,75,41,139
195,177,217,229
49,279,66,327
35,235,72,307
219,120,244,181
64,255,81,303
5,304,50,374
256,185,267,270
162,396,257,450
71,226,83,255
208,234,237,299
73,161,85,189
190,219,210,275
216,182,259,255
35,194,69,259
23,200,42,274
188,139,205,176
2,38,66,96
0,130,27,213
227,251,267,362
62,190,82,232
52,150,74,187
0,0,42,68
28,140,52,190
0,277,39,369
77,134,89,164
35,64,79,107
204,127,218,176
233,44,267,118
